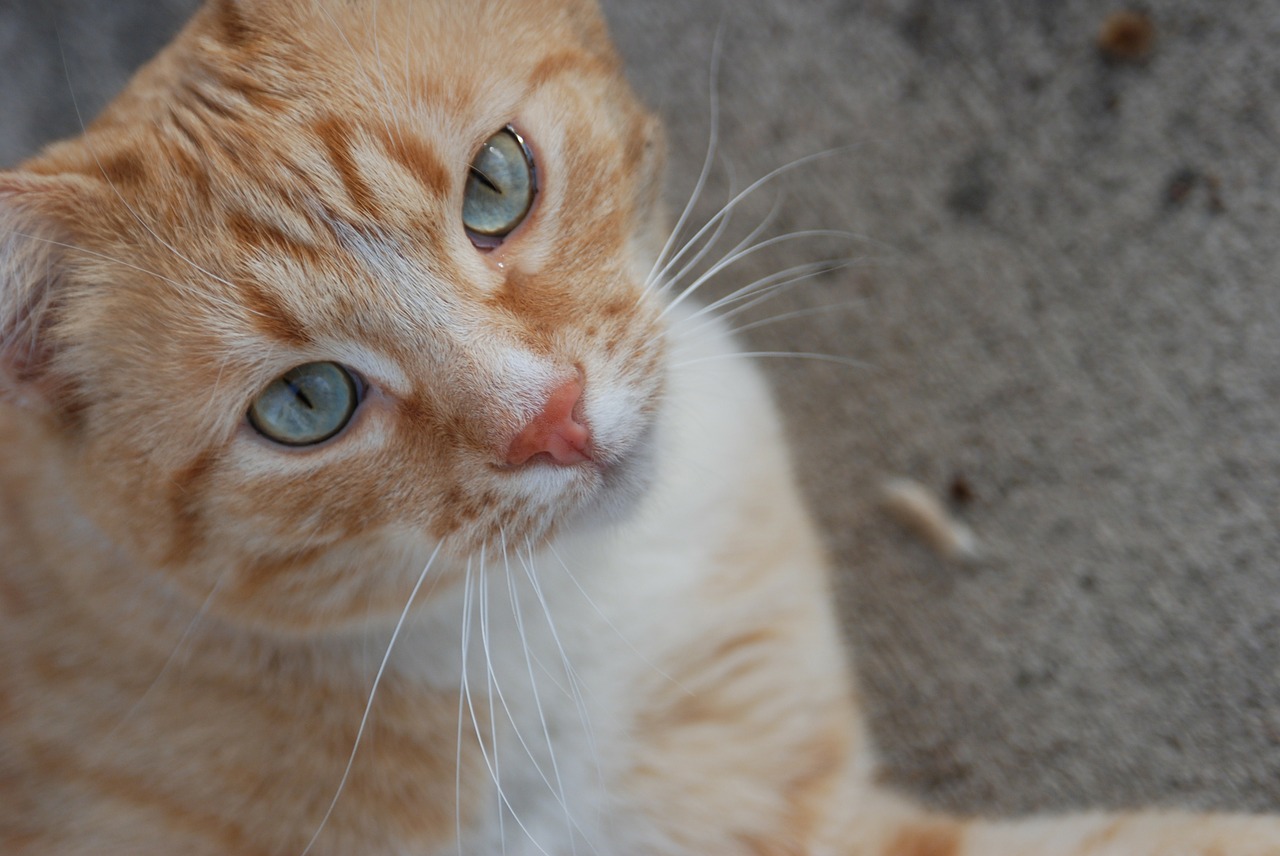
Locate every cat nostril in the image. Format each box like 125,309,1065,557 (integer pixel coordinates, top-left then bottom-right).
506,379,593,467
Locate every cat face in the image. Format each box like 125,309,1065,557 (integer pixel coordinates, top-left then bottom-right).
0,0,669,631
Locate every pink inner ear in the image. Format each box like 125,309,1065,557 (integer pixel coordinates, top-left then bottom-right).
0,179,73,407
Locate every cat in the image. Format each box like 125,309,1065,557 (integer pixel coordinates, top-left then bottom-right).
0,0,1277,853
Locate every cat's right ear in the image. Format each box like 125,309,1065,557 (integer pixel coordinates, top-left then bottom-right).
0,172,86,413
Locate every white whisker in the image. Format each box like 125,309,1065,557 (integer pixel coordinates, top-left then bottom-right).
298,543,442,856
456,559,476,856
656,163,753,299
643,22,725,294
697,256,860,317
544,542,691,696
504,542,591,856
705,261,861,324
518,541,603,792
459,546,553,856
726,300,866,337
648,145,863,299
673,350,869,371
478,546,507,855
650,257,860,351
661,229,858,319
105,568,230,741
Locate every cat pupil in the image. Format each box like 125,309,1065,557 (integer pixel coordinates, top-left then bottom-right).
290,383,314,411
470,166,501,194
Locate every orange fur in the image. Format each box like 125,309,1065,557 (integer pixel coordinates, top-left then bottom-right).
1,1,1278,854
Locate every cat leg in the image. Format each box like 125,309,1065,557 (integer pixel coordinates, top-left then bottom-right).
823,788,1280,856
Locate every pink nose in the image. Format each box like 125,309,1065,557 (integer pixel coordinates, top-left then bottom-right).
506,379,593,467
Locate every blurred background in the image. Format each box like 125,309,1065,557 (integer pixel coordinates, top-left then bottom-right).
3,0,1278,814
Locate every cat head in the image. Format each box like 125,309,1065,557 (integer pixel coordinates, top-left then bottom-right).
0,0,669,631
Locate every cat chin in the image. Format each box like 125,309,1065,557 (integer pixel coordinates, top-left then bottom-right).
535,439,658,550
562,421,657,533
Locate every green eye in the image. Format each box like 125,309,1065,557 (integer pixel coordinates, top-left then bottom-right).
462,126,536,242
248,362,359,446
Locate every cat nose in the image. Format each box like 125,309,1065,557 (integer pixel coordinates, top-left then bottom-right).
506,378,593,467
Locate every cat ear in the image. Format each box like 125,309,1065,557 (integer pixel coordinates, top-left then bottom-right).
207,0,266,46
0,172,83,411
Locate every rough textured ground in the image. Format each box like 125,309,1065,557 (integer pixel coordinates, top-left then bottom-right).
4,0,1278,818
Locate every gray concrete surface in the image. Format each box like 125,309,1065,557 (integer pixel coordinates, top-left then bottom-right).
4,0,1278,817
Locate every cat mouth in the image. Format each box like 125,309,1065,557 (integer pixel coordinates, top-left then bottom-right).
475,369,664,544
489,408,656,539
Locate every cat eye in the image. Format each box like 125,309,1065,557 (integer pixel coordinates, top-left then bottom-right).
462,126,536,245
248,362,359,446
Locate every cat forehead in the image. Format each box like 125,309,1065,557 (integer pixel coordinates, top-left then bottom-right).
62,0,644,231
178,0,627,137
203,0,619,89
37,2,648,276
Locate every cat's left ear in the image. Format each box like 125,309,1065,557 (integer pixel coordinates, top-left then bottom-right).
0,172,88,412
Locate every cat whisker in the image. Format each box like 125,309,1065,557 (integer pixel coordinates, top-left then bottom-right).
705,259,864,325
661,229,859,320
706,255,865,317
642,22,725,294
525,646,572,698
501,541,592,856
297,542,443,856
455,560,474,856
459,558,521,854
656,176,776,301
666,258,867,349
477,546,509,854
104,567,230,742
519,540,604,795
648,144,864,298
725,299,867,337
468,547,554,856
544,541,692,696
647,256,860,351
672,350,870,371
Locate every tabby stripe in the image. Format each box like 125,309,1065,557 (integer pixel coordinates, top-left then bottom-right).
211,0,256,48
382,131,451,198
228,211,323,268
97,150,148,188
528,48,615,89
314,115,381,219
164,449,217,565
234,267,313,347
166,107,208,154
159,135,211,197
180,80,237,119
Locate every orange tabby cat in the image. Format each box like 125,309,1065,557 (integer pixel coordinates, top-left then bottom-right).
1,0,1277,853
